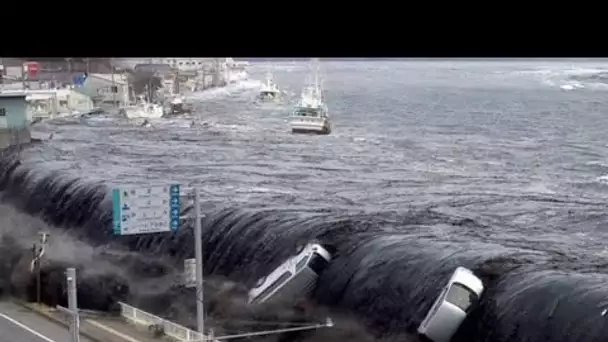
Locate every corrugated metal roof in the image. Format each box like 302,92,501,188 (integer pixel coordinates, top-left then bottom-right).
25,72,76,83
0,93,26,99
26,93,55,100
89,73,128,85
134,64,174,75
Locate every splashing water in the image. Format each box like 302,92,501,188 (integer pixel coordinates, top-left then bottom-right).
2,148,608,342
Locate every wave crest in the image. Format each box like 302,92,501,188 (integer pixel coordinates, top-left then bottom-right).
1,151,608,341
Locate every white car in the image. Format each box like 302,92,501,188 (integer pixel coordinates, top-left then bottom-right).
248,243,332,305
418,267,484,342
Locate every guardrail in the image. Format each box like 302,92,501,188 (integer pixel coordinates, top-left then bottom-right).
118,302,213,341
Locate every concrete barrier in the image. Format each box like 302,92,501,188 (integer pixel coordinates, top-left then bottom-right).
0,128,30,149
119,302,214,342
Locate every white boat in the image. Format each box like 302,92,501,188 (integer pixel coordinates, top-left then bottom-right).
225,58,249,84
290,59,331,135
259,73,281,100
167,94,192,115
121,95,163,119
162,74,191,115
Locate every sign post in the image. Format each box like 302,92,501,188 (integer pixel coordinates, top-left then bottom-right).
67,268,80,342
111,184,206,339
193,188,204,337
57,268,80,342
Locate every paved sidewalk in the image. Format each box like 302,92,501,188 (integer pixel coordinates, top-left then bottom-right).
90,316,174,342
19,301,170,342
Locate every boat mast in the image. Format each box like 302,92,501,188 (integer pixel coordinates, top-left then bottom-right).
174,67,180,95
148,75,152,102
110,58,116,108
311,58,320,97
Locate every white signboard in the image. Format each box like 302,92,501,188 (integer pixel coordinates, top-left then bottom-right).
5,66,22,79
184,258,196,288
112,184,181,235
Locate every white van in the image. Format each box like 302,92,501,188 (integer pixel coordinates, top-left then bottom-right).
418,267,484,342
248,243,332,305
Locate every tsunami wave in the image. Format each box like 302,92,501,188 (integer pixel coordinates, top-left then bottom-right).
1,149,608,342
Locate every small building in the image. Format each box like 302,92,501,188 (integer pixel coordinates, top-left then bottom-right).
75,73,130,107
0,93,31,149
0,87,95,120
134,63,174,75
25,89,94,120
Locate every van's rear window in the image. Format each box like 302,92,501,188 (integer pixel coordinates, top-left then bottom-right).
446,283,478,312
308,254,329,274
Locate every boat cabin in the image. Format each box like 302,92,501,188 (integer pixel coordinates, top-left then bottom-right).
260,91,278,98
293,106,323,117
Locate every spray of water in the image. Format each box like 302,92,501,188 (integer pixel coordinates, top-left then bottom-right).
2,149,608,342
0,152,383,341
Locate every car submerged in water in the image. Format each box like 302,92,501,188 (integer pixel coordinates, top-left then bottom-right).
418,266,485,342
248,243,332,305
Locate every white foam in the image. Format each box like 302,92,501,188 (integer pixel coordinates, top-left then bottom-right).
596,174,608,184
515,64,608,91
187,79,262,101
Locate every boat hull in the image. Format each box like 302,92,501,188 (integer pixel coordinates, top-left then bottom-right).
259,91,280,101
290,119,331,135
166,103,192,116
292,127,331,135
122,105,164,119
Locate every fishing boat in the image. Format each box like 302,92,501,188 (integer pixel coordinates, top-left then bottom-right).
121,95,163,119
163,73,191,115
167,94,192,115
258,72,281,101
290,59,331,135
121,84,163,119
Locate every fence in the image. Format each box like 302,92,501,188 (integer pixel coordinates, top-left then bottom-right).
118,302,213,341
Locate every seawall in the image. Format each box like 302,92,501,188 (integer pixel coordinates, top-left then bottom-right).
0,128,31,150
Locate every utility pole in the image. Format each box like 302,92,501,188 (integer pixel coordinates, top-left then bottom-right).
21,62,26,90
0,57,4,84
67,268,80,342
57,268,80,342
110,58,116,107
212,59,219,88
194,189,205,337
175,67,180,95
15,126,20,158
30,232,49,305
85,58,90,75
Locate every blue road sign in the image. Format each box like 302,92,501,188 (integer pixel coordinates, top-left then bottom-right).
169,184,181,231
112,184,182,235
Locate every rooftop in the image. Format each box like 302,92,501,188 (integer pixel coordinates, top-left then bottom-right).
0,93,27,99
89,73,128,85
